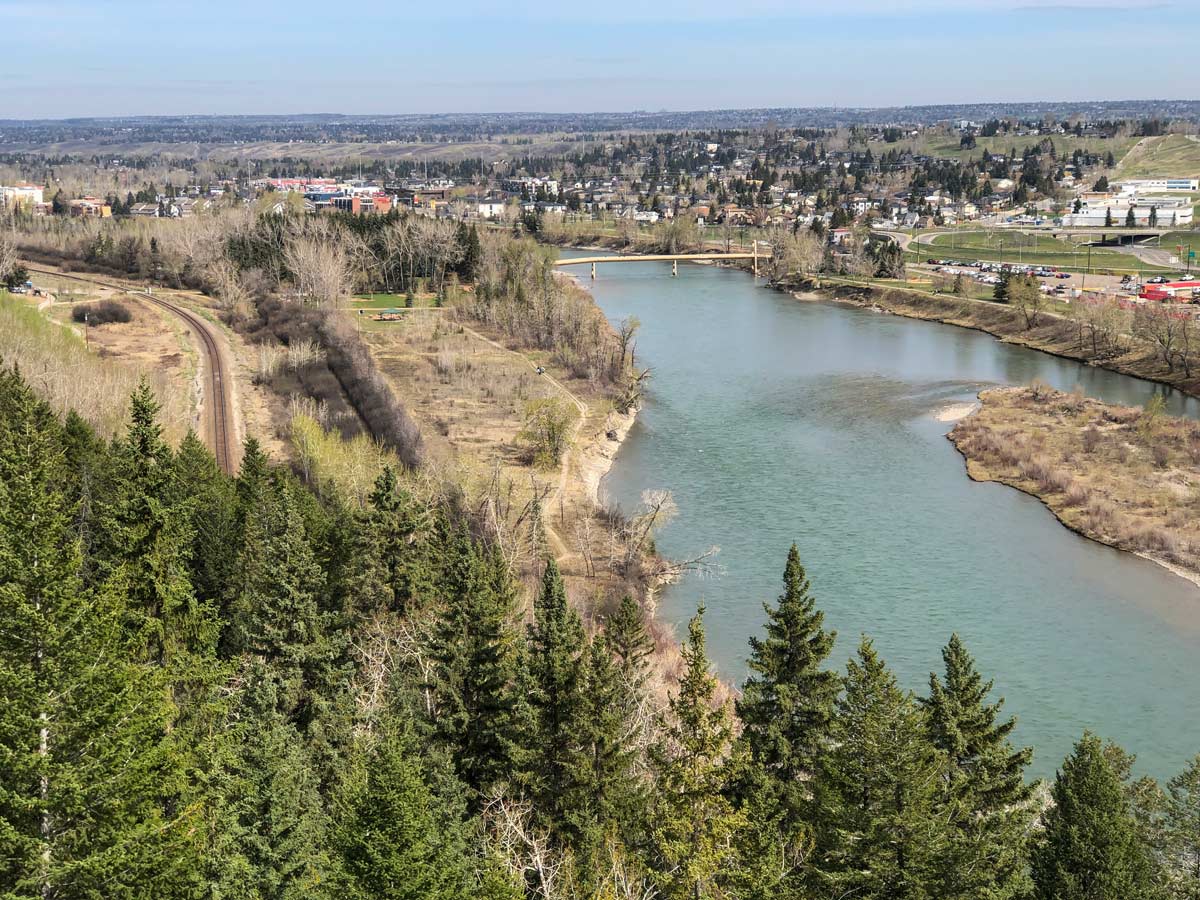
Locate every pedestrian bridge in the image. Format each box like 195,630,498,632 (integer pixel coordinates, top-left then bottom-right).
554,250,759,278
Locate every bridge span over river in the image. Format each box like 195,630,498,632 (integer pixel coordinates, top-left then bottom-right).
554,246,760,278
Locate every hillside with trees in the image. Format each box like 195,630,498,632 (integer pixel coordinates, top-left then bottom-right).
3,368,1200,898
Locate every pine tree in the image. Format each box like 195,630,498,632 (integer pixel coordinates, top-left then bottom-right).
737,545,839,818
523,559,589,841
922,633,1035,899
1165,754,1200,898
649,607,747,899
813,637,946,900
0,369,198,897
335,726,471,900
1032,732,1154,900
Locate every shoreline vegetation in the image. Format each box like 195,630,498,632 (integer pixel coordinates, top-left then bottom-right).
789,277,1200,400
950,384,1200,589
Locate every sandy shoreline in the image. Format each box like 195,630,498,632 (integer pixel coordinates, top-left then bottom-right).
577,406,638,506
934,401,979,422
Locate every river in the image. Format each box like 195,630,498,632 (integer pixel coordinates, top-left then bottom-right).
567,250,1200,782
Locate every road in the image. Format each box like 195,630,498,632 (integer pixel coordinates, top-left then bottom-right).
24,266,238,473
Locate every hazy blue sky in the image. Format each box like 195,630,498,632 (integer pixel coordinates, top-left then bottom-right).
1,0,1190,118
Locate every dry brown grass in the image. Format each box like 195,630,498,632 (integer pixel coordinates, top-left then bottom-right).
950,385,1200,580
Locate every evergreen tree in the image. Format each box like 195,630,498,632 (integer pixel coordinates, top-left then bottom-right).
606,594,653,692
335,726,471,900
0,369,197,897
649,607,747,899
229,473,330,723
96,382,216,675
523,559,589,841
1165,754,1200,898
207,661,337,900
813,637,946,900
1032,732,1154,900
429,540,521,799
737,545,839,820
922,634,1035,899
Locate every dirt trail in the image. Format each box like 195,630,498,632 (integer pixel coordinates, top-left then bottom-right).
454,319,589,560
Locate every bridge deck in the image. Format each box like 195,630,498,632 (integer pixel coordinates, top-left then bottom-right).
554,252,756,266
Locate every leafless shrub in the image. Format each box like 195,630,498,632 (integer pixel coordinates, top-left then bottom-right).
255,343,285,382
319,312,423,468
1083,500,1119,531
1063,484,1090,507
1082,425,1102,454
1151,443,1171,469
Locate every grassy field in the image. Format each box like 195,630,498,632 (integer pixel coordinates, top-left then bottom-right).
1114,134,1200,180
910,132,1137,164
351,292,441,309
916,230,1171,274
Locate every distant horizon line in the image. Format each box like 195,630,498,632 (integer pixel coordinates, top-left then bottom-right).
2,99,1198,125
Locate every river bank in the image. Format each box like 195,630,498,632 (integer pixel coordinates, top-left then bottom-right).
790,278,1200,400
950,385,1200,589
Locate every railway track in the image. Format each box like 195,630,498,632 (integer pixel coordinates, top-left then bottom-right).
24,266,236,473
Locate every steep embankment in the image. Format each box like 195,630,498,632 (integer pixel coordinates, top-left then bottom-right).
950,385,1200,587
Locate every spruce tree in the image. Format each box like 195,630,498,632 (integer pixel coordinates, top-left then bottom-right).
737,545,839,817
1032,732,1154,900
523,559,589,841
0,369,197,897
429,541,521,798
922,633,1035,899
649,607,747,899
229,473,334,729
814,637,946,900
335,726,471,900
606,594,653,692
96,382,216,675
572,633,643,880
207,661,337,900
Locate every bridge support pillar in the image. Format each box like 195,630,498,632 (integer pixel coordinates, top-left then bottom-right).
672,259,678,277
590,262,596,280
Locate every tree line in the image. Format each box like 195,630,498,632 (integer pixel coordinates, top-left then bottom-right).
3,367,1200,899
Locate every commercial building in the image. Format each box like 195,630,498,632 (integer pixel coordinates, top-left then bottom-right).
1060,195,1193,228
1,184,44,210
1117,178,1199,193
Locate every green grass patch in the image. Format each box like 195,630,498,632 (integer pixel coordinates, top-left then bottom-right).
915,230,1170,274
907,133,1137,164
352,292,441,309
1114,134,1200,180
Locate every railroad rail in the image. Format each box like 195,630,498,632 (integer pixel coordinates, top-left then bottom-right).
23,266,236,473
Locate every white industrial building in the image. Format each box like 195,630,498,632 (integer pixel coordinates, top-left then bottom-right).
1060,194,1193,228
1116,178,1199,193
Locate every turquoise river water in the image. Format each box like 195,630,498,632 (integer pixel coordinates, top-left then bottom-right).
565,249,1200,782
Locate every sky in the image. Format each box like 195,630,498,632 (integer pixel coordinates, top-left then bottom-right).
1,0,1192,118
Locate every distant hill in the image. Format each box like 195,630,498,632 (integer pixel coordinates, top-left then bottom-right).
1115,134,1200,180
1,100,1198,150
